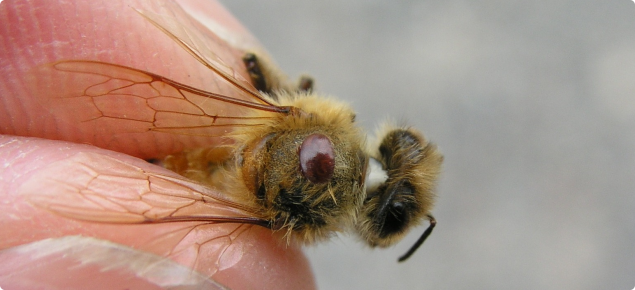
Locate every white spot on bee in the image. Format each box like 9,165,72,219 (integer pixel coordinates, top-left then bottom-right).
365,157,388,193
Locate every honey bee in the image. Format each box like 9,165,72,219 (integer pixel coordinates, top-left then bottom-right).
26,8,442,262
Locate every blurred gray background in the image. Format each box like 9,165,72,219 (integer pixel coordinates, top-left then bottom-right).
219,1,635,289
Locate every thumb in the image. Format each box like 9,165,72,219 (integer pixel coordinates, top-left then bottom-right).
0,135,316,290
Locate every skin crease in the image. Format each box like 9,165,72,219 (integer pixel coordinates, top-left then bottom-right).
0,0,316,289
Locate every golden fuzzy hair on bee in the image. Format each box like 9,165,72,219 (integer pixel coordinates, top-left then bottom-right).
230,92,360,143
232,92,367,244
165,92,368,245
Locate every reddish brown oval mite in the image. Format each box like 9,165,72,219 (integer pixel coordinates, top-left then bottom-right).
299,134,336,184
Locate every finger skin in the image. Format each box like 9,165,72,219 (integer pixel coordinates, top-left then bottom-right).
1,0,252,159
0,0,317,289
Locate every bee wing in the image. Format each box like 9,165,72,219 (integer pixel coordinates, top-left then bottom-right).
22,151,267,227
28,7,288,138
30,60,284,137
133,8,271,106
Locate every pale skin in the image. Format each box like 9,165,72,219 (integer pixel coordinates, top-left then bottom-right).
0,0,316,289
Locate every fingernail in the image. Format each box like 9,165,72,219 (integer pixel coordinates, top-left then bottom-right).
0,236,227,290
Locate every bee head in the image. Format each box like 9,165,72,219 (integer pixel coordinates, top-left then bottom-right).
356,127,443,261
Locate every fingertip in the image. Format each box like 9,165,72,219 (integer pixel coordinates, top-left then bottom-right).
211,227,317,290
2,0,255,159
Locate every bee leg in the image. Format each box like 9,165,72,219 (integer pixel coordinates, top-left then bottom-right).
242,53,269,93
297,75,314,93
243,52,315,95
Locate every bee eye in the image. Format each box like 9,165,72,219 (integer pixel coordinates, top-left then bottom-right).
375,181,415,238
299,134,335,183
384,201,407,233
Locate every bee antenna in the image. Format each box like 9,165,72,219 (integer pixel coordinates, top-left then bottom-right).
397,215,436,262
